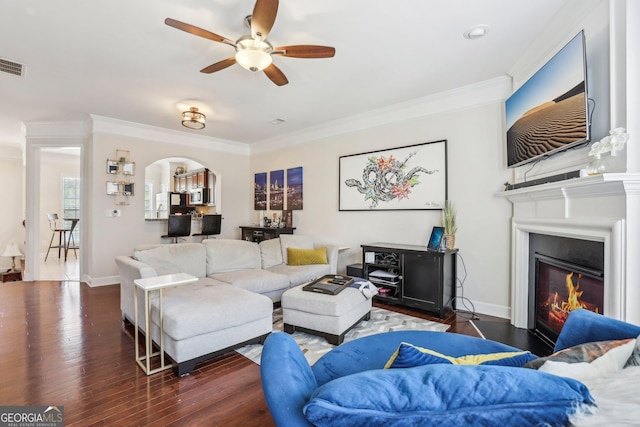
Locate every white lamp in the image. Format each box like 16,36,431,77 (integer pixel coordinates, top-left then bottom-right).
2,242,22,272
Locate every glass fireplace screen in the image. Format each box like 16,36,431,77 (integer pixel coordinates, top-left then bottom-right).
534,253,604,343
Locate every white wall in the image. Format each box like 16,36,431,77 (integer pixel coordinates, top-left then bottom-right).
0,146,25,270
87,124,251,284
251,100,513,317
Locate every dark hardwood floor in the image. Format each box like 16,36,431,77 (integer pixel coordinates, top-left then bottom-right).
0,281,504,426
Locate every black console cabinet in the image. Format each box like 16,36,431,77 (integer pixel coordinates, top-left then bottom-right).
239,226,295,243
361,242,457,318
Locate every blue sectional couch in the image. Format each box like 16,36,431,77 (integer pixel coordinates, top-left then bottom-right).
261,309,640,426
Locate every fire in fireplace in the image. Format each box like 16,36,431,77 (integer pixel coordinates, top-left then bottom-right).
534,254,604,344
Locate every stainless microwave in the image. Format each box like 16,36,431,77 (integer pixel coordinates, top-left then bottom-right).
189,188,207,205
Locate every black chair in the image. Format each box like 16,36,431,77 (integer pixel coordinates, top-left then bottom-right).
45,213,72,261
192,215,222,239
64,218,79,261
161,215,191,243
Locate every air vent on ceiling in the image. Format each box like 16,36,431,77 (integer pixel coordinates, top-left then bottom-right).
0,58,25,77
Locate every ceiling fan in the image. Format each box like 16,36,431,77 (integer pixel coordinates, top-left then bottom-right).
165,0,335,86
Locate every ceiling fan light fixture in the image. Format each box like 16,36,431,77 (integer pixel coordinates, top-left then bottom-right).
182,107,206,129
235,36,273,72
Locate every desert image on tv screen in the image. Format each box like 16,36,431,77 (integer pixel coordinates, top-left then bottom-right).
506,33,587,167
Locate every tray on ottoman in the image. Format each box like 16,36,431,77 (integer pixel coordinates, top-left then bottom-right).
302,274,354,295
281,284,372,345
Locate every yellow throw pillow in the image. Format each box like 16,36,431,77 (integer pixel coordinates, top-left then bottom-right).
384,342,537,369
287,247,328,265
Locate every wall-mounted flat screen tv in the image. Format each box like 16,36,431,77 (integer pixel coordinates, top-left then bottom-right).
505,31,590,168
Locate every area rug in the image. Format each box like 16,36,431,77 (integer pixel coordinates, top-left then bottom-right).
236,307,450,366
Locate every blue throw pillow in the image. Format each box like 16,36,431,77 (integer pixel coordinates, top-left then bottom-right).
554,309,640,352
303,364,594,427
385,342,538,369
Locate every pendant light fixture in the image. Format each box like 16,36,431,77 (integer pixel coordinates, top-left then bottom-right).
182,107,206,129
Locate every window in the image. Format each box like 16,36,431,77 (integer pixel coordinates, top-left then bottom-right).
144,182,153,219
62,177,80,240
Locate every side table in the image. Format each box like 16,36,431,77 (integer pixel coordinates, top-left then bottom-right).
133,273,198,375
1,270,22,282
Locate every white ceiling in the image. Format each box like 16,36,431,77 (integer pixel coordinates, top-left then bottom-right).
0,0,568,147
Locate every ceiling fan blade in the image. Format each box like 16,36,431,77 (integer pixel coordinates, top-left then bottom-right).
274,45,336,58
264,63,288,86
251,0,278,39
165,18,235,46
200,57,237,74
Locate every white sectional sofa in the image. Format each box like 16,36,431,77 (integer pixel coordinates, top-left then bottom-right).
115,235,338,375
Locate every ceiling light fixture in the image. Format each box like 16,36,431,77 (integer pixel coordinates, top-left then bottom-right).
464,25,489,40
234,35,273,72
181,107,206,129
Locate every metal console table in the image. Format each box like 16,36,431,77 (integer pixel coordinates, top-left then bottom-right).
133,273,198,375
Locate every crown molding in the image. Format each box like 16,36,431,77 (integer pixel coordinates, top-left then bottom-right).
250,76,512,154
20,76,512,157
90,115,250,156
23,118,92,140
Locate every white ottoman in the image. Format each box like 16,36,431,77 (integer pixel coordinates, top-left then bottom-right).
153,280,273,376
281,285,372,345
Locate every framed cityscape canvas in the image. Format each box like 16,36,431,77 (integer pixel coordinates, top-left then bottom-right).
269,170,284,210
339,140,447,211
254,172,267,210
286,166,303,210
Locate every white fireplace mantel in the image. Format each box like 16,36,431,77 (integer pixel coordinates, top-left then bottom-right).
497,173,640,327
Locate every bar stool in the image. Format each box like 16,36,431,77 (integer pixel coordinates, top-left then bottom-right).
45,213,70,261
161,215,191,243
65,218,79,261
192,214,221,239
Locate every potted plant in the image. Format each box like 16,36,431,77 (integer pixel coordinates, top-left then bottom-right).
441,200,457,250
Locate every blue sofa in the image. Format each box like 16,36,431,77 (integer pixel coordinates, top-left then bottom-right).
261,309,640,426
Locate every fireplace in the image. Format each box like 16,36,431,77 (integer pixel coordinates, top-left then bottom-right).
534,254,604,344
528,233,604,344
499,174,640,329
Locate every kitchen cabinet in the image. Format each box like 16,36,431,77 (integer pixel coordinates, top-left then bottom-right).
174,168,210,192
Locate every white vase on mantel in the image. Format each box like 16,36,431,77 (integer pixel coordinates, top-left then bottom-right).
586,154,606,175
585,152,626,176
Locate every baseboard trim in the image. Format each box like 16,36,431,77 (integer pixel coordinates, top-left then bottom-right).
86,274,120,287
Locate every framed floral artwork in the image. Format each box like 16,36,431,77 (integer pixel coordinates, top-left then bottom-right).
339,140,447,211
